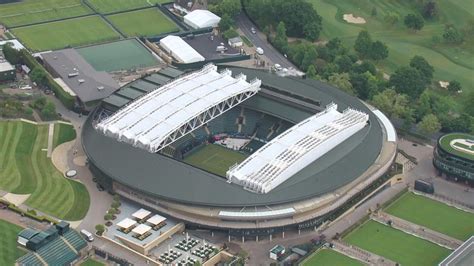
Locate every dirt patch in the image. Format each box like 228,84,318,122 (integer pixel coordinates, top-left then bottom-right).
343,13,366,24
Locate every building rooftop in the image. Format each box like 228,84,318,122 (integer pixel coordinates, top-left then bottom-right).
439,236,474,266
0,60,14,72
160,35,205,63
439,133,474,161
42,49,119,103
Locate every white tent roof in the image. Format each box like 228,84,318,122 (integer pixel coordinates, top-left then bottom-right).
159,35,204,63
132,224,152,235
96,64,261,153
117,218,137,229
147,214,166,225
227,103,369,194
132,208,151,219
184,9,221,29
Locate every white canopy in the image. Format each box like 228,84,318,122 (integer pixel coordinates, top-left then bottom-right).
132,208,151,220
117,218,137,229
132,224,152,235
159,35,204,63
96,64,261,153
184,9,221,29
147,214,166,225
227,103,369,194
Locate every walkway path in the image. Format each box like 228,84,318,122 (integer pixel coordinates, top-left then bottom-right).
373,212,462,250
332,240,396,266
46,122,54,158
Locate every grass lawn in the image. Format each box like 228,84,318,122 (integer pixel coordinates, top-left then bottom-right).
11,16,120,52
345,220,451,266
385,192,474,240
52,123,76,149
184,144,248,177
88,0,168,14
0,220,26,266
77,39,159,72
0,121,90,221
0,0,92,27
80,258,104,266
302,248,363,266
107,8,179,37
308,0,474,110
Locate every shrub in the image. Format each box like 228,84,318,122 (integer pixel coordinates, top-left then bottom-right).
104,213,113,220
95,224,105,235
111,201,121,208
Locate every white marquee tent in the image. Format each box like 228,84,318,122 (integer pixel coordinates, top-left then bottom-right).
159,35,205,63
184,9,221,29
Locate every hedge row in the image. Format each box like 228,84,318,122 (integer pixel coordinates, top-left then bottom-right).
20,50,75,109
0,198,59,224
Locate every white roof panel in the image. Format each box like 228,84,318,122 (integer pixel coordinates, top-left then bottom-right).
147,214,166,225
159,35,204,63
227,103,369,194
117,218,137,229
132,208,151,219
184,9,221,29
132,224,152,235
96,64,261,153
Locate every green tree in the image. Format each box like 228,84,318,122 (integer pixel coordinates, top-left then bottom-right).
328,73,355,95
352,61,377,75
389,66,426,100
274,21,289,53
2,42,21,65
223,28,239,40
350,72,378,100
41,101,56,119
371,89,410,118
464,90,474,116
447,80,462,92
301,46,318,71
418,114,441,135
211,0,241,17
29,67,47,86
306,65,317,79
404,14,424,31
335,55,353,73
443,25,463,43
218,14,233,32
409,55,434,85
108,208,117,215
371,7,377,17
384,12,399,25
354,30,372,58
95,224,105,235
422,1,438,19
104,213,113,220
369,41,388,61
303,21,321,41
111,201,121,208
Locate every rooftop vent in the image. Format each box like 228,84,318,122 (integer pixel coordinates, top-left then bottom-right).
68,72,79,78
97,86,104,91
78,79,85,84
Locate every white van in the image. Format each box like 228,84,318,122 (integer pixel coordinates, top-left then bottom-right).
256,47,264,55
81,229,94,242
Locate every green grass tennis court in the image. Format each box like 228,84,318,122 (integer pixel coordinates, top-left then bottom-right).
184,144,248,177
80,258,104,266
11,16,120,52
0,121,89,220
88,0,168,14
77,39,160,72
0,0,92,27
344,220,451,266
386,192,474,240
107,8,179,37
302,248,363,266
0,220,26,266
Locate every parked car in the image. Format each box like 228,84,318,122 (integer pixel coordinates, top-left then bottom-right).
256,47,264,55
251,27,256,34
80,229,94,242
274,64,282,71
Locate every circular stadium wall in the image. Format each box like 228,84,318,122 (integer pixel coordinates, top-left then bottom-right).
83,67,397,233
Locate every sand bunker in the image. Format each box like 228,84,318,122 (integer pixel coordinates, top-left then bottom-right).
343,14,366,24
439,81,449,88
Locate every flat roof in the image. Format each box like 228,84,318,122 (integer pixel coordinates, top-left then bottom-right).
0,39,25,51
0,60,14,72
83,67,384,206
42,49,119,102
227,103,368,194
160,35,205,63
97,64,261,153
439,236,474,266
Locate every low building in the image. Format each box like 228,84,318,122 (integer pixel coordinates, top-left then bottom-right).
439,236,474,266
184,9,220,29
433,133,474,185
269,245,285,260
0,57,15,82
42,49,120,111
160,35,205,63
228,36,243,48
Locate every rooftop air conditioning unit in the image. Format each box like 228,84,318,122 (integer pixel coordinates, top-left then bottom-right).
78,79,85,84
68,72,79,78
97,86,104,91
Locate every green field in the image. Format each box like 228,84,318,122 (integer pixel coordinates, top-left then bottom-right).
12,16,120,52
77,39,159,72
0,0,92,27
183,144,248,177
88,0,167,14
302,248,363,266
52,123,76,149
107,8,179,37
345,220,451,266
309,0,474,109
0,121,90,220
386,192,474,240
80,258,104,266
0,220,26,266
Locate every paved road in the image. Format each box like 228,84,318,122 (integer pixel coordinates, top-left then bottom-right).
236,12,297,69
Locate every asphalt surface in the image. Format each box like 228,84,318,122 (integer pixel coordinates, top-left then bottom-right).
236,12,297,69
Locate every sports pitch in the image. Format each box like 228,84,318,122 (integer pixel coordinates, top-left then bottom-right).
302,248,363,266
107,8,179,38
12,16,120,52
344,220,451,266
386,192,474,240
0,0,92,27
0,121,90,220
88,0,168,14
77,39,160,72
183,144,247,177
0,220,26,266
